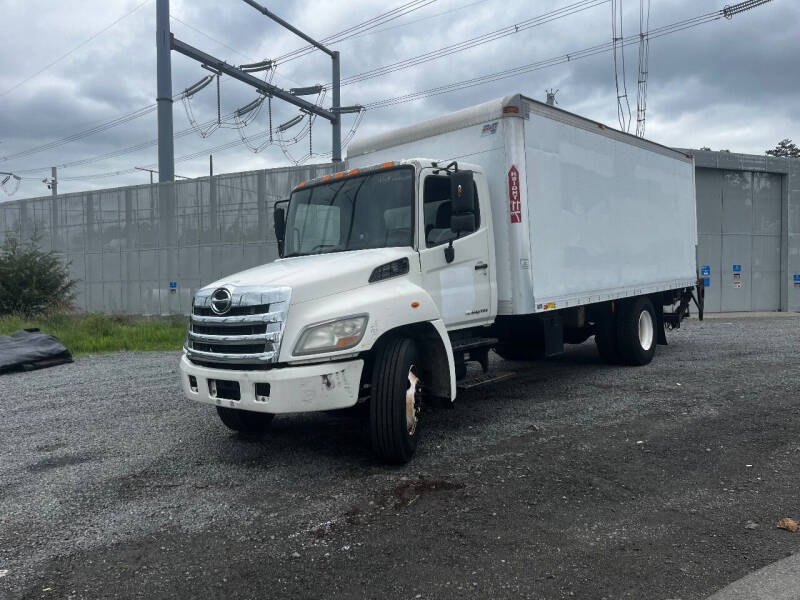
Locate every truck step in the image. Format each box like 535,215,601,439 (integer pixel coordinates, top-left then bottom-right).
458,370,516,390
451,337,499,352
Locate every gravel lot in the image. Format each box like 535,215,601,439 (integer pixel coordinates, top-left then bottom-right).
1,316,799,599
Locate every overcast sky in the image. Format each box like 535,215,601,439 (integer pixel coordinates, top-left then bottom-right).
0,0,797,200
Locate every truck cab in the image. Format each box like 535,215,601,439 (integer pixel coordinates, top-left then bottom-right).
180,159,495,463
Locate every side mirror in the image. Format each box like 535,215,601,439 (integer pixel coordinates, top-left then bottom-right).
450,170,476,234
274,200,288,257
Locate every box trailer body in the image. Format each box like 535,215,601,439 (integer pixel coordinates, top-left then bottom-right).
179,93,703,463
347,94,698,318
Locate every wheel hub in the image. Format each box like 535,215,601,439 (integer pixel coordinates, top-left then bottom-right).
405,365,421,436
638,309,654,350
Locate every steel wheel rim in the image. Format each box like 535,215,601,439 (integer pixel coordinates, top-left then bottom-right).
638,309,654,350
405,365,421,436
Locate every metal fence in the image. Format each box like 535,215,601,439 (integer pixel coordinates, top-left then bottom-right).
0,164,332,315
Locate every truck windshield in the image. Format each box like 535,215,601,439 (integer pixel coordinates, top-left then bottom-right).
284,166,414,257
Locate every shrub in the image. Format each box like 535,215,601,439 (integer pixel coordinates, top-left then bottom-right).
0,235,77,316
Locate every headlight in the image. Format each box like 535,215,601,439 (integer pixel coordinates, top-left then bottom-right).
294,315,369,356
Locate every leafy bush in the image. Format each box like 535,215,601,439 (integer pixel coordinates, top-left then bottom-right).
0,235,77,316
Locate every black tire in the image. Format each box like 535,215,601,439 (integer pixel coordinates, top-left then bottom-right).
615,296,657,366
370,337,421,464
216,406,274,435
595,311,621,364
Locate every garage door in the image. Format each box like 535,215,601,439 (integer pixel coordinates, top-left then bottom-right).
696,168,782,312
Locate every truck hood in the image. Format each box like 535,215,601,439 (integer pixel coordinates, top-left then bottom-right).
201,247,418,304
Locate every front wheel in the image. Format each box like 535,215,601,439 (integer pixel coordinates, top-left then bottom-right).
616,297,657,366
216,406,274,435
370,337,422,464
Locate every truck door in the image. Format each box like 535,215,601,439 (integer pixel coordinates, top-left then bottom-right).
418,170,492,329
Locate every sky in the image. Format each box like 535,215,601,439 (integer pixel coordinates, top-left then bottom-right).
0,0,797,200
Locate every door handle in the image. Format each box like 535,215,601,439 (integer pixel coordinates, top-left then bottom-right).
474,262,488,271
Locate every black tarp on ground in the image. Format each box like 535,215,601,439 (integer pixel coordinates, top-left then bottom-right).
0,329,73,375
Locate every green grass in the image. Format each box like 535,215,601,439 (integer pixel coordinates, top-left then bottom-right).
0,313,187,356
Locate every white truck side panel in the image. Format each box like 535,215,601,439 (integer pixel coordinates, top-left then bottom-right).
348,93,698,317
523,111,697,309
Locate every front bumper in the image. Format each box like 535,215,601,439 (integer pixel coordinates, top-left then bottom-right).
179,354,364,414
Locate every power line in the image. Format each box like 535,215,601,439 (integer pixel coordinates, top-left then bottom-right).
0,0,152,99
0,0,429,163
363,8,735,109
169,15,251,60
274,0,440,64
338,0,608,87
13,0,773,182
611,0,632,132
344,0,491,42
635,0,651,137
12,0,593,175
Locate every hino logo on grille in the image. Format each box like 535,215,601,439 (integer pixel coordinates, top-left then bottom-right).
210,288,233,315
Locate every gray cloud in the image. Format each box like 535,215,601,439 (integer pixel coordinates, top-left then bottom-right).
1,0,796,199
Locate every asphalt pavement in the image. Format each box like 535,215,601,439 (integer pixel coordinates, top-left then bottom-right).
1,315,799,599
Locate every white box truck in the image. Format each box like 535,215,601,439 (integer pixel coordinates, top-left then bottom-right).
179,93,703,463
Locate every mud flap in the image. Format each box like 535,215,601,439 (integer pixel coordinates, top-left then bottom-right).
541,313,564,357
655,303,668,346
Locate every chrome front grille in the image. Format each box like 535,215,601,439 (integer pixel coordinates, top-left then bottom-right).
186,286,291,366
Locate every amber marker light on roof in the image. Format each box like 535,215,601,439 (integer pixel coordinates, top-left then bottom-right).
334,172,345,178
347,168,360,175
297,181,306,188
411,301,420,308
321,175,332,182
380,161,395,169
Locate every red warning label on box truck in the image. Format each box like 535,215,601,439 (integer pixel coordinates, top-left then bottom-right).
508,165,521,223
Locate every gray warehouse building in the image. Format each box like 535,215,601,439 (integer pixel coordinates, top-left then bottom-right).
0,150,798,315
689,150,800,313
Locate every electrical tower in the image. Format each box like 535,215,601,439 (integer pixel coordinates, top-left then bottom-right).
156,0,359,183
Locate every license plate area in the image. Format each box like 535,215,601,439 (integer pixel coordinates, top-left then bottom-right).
208,379,241,401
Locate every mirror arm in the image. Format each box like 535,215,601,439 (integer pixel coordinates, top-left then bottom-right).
444,239,455,264
443,230,460,264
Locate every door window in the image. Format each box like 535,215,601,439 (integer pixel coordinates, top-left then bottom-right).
423,175,480,248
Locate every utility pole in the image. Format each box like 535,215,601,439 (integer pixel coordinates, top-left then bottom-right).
209,155,213,179
51,166,57,197
156,0,175,182
331,51,341,162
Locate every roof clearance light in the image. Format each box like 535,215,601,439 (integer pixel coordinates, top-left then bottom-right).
347,168,360,175
321,175,332,182
381,161,395,169
334,171,345,179
297,181,306,188
503,106,520,114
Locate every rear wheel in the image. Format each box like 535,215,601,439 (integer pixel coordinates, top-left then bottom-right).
370,337,422,464
616,297,657,366
216,406,274,435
